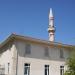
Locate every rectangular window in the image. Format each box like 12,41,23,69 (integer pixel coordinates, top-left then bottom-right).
60,49,64,58
0,54,2,57
0,65,5,75
44,47,49,57
25,44,31,54
8,63,10,74
45,65,49,75
60,66,64,75
24,63,30,75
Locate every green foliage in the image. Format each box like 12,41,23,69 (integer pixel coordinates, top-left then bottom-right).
64,47,75,75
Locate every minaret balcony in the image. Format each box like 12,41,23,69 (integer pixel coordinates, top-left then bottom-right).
48,27,55,32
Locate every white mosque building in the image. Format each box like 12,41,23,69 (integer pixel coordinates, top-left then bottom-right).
0,8,73,75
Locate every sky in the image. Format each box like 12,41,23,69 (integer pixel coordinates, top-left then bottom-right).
0,0,75,45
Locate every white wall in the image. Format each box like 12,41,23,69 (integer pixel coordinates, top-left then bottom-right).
18,57,66,75
0,39,71,75
0,44,15,75
16,40,70,75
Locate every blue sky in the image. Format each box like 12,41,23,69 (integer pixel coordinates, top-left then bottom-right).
0,0,75,45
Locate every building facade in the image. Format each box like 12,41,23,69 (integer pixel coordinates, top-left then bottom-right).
0,9,73,75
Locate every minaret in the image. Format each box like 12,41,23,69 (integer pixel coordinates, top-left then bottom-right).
48,8,55,42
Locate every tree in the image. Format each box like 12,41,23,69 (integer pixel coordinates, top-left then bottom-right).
64,47,75,75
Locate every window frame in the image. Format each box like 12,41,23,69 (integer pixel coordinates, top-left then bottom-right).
44,47,49,57
25,43,31,55
44,65,49,75
60,66,64,75
8,63,10,74
24,63,30,75
60,48,64,58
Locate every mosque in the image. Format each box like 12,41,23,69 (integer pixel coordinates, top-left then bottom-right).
0,8,73,75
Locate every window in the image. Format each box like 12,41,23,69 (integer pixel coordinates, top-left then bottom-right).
25,44,31,54
44,47,49,57
60,66,64,75
60,49,64,58
24,63,30,75
44,65,49,75
0,54,2,57
0,65,5,75
8,63,10,74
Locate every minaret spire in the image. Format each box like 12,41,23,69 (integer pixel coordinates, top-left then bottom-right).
49,8,53,18
48,8,55,42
